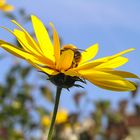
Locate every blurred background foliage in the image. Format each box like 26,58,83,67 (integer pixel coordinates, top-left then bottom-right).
0,4,140,140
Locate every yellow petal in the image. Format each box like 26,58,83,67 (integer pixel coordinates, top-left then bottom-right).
0,43,30,59
0,5,14,12
28,60,58,75
50,22,60,65
101,70,140,79
0,0,5,6
0,40,6,44
31,15,54,61
79,70,125,81
75,61,103,71
94,56,128,69
90,79,136,91
56,49,74,71
11,20,42,55
80,43,98,64
80,69,136,91
94,48,135,63
13,29,42,55
74,56,127,72
110,48,135,59
64,69,81,77
0,42,53,66
1,26,55,67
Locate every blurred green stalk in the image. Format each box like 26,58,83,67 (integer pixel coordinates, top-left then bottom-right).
47,87,62,140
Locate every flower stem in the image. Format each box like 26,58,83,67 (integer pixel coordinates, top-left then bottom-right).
47,87,62,140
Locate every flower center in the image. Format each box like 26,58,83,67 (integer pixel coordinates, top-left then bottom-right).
49,73,78,88
49,73,86,89
48,46,84,89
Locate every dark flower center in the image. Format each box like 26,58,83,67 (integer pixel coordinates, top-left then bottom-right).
48,73,86,89
49,73,77,88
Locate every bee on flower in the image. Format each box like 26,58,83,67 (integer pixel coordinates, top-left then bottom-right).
61,45,82,68
0,15,139,91
0,0,14,12
0,15,139,140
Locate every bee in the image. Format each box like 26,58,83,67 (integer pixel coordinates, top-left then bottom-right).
61,45,82,67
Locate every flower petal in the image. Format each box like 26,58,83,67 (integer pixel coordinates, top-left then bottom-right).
94,48,135,63
75,61,103,71
1,27,55,67
0,0,5,6
80,43,98,64
64,67,137,91
50,22,60,65
0,4,14,12
75,56,127,72
28,60,58,75
90,79,136,91
1,26,42,56
100,70,140,79
13,29,42,55
11,20,42,54
31,15,54,61
56,49,74,71
94,56,128,69
0,42,54,66
64,69,81,77
110,48,135,58
0,42,30,59
80,70,136,91
79,70,125,81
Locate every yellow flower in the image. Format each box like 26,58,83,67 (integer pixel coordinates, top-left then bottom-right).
55,109,68,124
41,115,50,127
0,0,14,12
0,15,139,91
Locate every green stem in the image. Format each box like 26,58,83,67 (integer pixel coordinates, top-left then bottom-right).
47,87,62,140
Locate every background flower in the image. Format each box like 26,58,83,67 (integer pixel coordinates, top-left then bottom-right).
0,0,14,12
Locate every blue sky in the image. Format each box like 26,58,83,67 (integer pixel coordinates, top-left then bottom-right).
0,0,140,114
